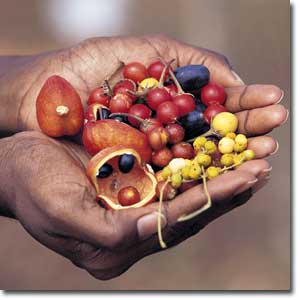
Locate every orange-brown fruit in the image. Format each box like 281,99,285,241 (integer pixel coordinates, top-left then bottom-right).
82,119,152,163
86,146,157,209
36,75,84,137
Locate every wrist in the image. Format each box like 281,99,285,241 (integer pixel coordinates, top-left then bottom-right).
0,136,16,218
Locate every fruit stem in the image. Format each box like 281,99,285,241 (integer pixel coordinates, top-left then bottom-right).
158,179,170,249
166,62,185,94
126,88,149,98
103,80,112,96
186,129,218,143
56,105,69,116
177,166,211,222
158,59,175,87
109,112,146,125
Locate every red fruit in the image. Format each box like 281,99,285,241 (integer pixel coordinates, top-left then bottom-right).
87,87,110,106
165,124,185,144
165,84,178,97
84,103,108,124
204,104,227,124
128,104,152,127
140,118,163,134
200,82,226,106
156,101,180,124
147,87,172,110
118,186,141,206
36,75,84,137
147,60,171,81
113,79,136,101
156,181,178,201
171,142,194,159
147,127,169,150
152,148,173,168
109,93,132,113
123,62,147,83
173,94,196,117
83,119,152,162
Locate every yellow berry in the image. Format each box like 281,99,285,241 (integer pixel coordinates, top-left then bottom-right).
235,134,247,146
220,153,234,166
138,77,159,91
161,166,172,180
233,153,245,166
196,153,212,167
242,149,255,161
218,137,235,154
169,158,186,174
181,165,191,180
189,162,201,180
226,132,236,140
171,173,182,189
193,136,207,151
211,112,238,136
184,159,192,167
206,166,220,180
204,140,217,154
233,142,247,152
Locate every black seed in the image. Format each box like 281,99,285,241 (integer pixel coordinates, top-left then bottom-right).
110,115,128,123
101,108,111,119
118,154,135,173
96,163,113,178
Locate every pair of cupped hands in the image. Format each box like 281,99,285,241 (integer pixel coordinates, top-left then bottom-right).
0,35,288,280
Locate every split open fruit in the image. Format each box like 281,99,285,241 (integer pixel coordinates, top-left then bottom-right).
86,146,157,210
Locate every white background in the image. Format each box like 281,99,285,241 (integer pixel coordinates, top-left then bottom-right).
0,0,295,298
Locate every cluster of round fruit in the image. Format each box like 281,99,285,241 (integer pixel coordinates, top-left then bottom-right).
84,59,230,172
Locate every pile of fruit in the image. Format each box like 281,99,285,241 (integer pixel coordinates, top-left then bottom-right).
36,59,255,248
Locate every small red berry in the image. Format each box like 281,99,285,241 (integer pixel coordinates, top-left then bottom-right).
201,82,226,106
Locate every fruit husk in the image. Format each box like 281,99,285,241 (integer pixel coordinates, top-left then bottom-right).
86,146,157,209
36,75,84,137
83,119,152,163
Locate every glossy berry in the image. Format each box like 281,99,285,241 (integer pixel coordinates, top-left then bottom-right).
97,163,113,178
165,124,185,144
165,84,178,97
147,60,171,81
113,79,136,100
109,93,132,113
118,186,141,206
147,87,172,110
123,62,147,83
179,110,205,140
200,82,226,106
87,87,110,106
171,142,194,159
152,147,173,168
211,112,238,136
204,104,227,124
118,154,135,173
128,104,152,127
147,127,169,150
140,118,162,134
173,94,196,116
156,101,180,124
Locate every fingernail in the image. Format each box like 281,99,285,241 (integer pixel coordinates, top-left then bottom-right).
137,212,167,241
270,141,279,156
276,90,285,104
233,178,258,196
231,70,245,85
281,109,289,125
261,166,273,174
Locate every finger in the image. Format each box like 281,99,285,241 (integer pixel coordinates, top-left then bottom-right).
247,136,278,158
236,104,288,136
225,84,284,113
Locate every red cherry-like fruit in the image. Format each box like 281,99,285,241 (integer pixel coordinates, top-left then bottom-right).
140,118,163,134
128,104,152,127
147,60,171,81
113,79,136,101
147,87,172,110
123,62,147,83
173,94,196,116
118,186,141,206
171,142,194,159
152,148,173,168
156,101,180,124
204,104,228,124
87,87,110,106
200,82,226,106
165,124,185,144
165,84,178,97
109,93,132,113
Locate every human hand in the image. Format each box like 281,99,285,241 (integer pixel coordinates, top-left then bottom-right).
0,35,287,134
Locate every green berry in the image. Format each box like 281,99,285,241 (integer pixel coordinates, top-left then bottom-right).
242,149,255,161
161,166,172,180
204,140,217,154
171,173,182,189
